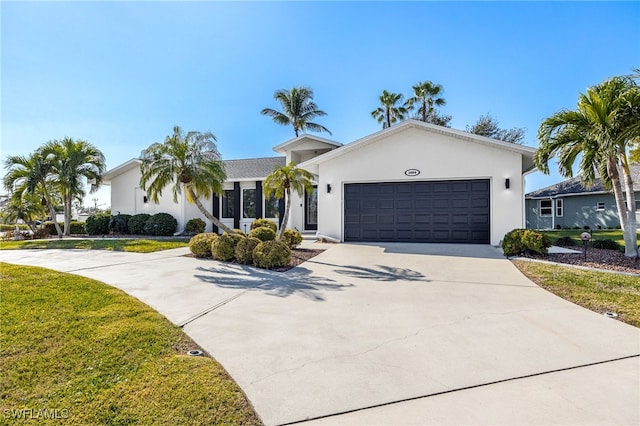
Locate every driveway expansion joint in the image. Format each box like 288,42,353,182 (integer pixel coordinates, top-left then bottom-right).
276,354,640,426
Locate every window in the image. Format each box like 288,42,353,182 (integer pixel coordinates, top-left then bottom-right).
243,189,256,218
596,202,605,211
555,199,563,217
265,194,280,218
540,200,552,216
221,190,234,218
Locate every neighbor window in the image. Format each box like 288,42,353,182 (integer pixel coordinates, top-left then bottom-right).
243,189,256,218
540,200,552,216
222,190,235,218
596,202,605,211
555,199,563,217
265,194,280,219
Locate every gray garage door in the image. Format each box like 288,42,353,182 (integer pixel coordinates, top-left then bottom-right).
344,180,490,243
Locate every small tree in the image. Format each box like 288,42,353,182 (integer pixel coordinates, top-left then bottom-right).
466,114,525,144
263,162,314,240
371,90,409,129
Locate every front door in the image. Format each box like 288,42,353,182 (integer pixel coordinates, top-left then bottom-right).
304,186,318,231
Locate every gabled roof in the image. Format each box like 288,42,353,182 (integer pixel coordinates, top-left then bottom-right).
299,119,537,172
224,157,285,180
525,164,640,198
272,134,342,155
103,158,142,183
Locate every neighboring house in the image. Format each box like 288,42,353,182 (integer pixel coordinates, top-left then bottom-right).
525,164,640,230
104,119,537,245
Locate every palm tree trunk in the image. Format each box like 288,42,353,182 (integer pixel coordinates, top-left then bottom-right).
607,158,635,256
184,184,234,234
41,184,63,237
277,188,292,241
621,159,638,257
63,195,72,236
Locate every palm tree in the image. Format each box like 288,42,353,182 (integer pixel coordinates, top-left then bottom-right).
406,81,447,123
41,137,106,236
3,151,63,236
1,192,43,231
536,74,640,257
261,86,332,137
371,90,409,129
263,162,314,240
139,126,233,234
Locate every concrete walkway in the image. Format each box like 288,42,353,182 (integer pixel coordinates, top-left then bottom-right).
1,243,638,425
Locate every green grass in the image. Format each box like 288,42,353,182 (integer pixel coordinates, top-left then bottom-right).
0,238,188,253
542,229,640,247
513,261,640,327
0,263,262,425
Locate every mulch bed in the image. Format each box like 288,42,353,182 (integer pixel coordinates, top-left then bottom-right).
183,248,325,272
524,247,640,274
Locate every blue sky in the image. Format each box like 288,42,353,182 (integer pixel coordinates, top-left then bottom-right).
2,1,639,208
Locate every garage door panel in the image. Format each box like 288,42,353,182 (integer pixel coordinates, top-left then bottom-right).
344,180,490,244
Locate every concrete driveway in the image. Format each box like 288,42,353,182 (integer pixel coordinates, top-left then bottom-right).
1,243,638,425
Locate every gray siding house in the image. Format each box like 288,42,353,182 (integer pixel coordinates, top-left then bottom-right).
525,164,640,230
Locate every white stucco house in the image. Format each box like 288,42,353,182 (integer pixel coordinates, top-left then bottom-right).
103,120,537,245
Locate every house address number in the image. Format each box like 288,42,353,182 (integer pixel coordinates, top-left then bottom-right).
404,168,420,177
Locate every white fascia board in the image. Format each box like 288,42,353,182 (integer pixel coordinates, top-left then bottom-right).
525,191,610,200
103,158,142,183
300,119,536,169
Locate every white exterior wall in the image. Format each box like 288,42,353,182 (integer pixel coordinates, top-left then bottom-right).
314,127,525,246
110,167,188,233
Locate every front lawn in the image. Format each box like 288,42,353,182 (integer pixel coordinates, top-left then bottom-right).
0,263,261,425
542,229,640,247
513,260,640,327
0,238,188,253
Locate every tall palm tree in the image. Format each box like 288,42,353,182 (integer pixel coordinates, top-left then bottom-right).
536,74,640,257
1,192,43,231
41,137,106,236
261,86,332,137
406,81,446,123
263,162,314,240
371,90,409,129
139,126,233,234
3,151,63,236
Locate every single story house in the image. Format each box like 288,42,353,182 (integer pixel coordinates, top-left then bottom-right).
104,119,537,245
525,164,640,230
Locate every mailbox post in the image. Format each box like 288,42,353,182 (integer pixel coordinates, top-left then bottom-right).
580,232,592,260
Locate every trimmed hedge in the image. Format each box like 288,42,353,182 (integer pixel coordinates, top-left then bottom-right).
212,232,245,261
128,213,151,235
591,239,621,251
185,218,206,235
248,226,276,242
143,213,177,236
502,229,551,256
46,221,86,235
189,233,219,258
85,214,111,235
250,218,277,233
253,240,291,269
235,237,261,264
281,229,303,249
0,224,30,231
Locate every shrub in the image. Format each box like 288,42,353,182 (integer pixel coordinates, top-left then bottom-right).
32,228,50,240
248,226,276,242
233,228,246,236
591,239,621,251
554,236,577,247
128,213,151,235
583,225,591,230
185,218,206,235
235,237,261,264
44,221,85,235
502,229,551,256
555,224,562,230
281,229,303,249
572,226,580,230
85,214,111,235
189,233,218,258
143,213,177,236
212,232,245,261
252,240,291,269
109,214,131,234
250,218,277,233
0,224,29,231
